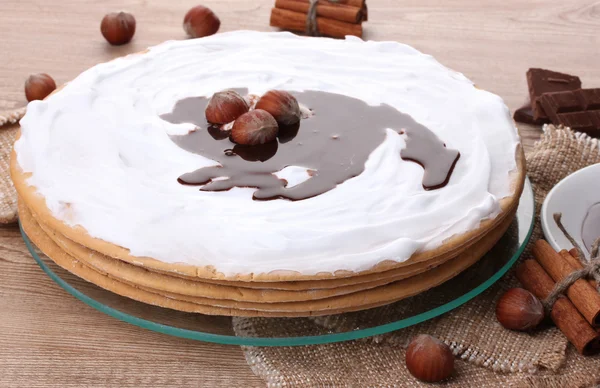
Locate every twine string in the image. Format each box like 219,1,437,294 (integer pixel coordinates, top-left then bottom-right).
306,0,340,36
542,212,600,311
553,212,600,287
553,213,585,259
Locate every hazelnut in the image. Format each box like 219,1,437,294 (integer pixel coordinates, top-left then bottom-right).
255,90,301,125
205,90,249,125
231,110,279,146
101,12,136,45
405,335,454,383
24,73,57,102
496,288,544,331
183,5,220,38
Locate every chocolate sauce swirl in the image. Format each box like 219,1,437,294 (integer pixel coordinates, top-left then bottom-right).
161,90,460,201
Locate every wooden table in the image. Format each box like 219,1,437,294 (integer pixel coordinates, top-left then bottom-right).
0,1,598,386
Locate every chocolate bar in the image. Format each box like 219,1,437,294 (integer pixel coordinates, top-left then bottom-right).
539,89,600,137
513,99,549,125
527,68,581,121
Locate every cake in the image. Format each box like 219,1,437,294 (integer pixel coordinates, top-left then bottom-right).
12,31,525,316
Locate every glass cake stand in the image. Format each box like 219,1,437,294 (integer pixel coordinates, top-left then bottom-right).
20,179,534,347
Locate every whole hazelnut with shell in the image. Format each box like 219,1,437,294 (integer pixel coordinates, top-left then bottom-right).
405,334,454,383
205,90,249,125
496,288,544,331
24,73,57,102
100,12,136,45
255,90,301,126
231,110,279,146
183,5,220,38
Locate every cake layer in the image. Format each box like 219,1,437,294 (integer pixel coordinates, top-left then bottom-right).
20,200,515,316
13,31,523,277
31,200,516,302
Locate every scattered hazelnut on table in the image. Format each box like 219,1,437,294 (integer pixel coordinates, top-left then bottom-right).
183,5,220,38
496,288,544,331
405,334,455,383
231,110,279,146
101,12,136,45
205,90,249,125
255,90,301,126
24,73,56,102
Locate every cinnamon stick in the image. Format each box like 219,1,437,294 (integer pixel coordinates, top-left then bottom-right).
337,0,367,21
533,240,600,326
270,7,362,39
559,249,596,288
569,247,579,258
276,0,363,24
516,259,600,355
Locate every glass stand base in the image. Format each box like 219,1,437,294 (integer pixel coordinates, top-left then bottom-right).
21,179,534,346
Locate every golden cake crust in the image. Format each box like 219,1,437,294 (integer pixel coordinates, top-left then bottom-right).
20,200,516,316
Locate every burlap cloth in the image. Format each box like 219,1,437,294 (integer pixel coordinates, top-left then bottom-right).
234,125,600,387
0,107,24,224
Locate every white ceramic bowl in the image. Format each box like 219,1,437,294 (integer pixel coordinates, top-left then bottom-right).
541,163,600,260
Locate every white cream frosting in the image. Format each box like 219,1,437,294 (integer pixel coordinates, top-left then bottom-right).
15,31,520,276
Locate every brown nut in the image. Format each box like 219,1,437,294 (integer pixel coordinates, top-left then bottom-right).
183,5,220,39
231,110,279,146
101,12,136,45
24,73,57,102
205,90,249,125
496,288,544,331
255,90,301,125
405,334,454,383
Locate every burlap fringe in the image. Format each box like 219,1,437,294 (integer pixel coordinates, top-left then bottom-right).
0,107,26,128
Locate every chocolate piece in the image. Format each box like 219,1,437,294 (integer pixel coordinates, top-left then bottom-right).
526,68,581,121
513,100,549,125
161,90,460,201
539,89,600,137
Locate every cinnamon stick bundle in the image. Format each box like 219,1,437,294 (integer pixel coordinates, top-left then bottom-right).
270,7,362,38
516,259,600,355
532,240,600,326
275,0,364,24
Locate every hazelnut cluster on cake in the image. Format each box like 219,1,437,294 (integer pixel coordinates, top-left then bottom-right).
12,31,524,316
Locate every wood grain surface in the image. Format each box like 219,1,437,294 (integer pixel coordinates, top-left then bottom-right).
1,0,599,386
